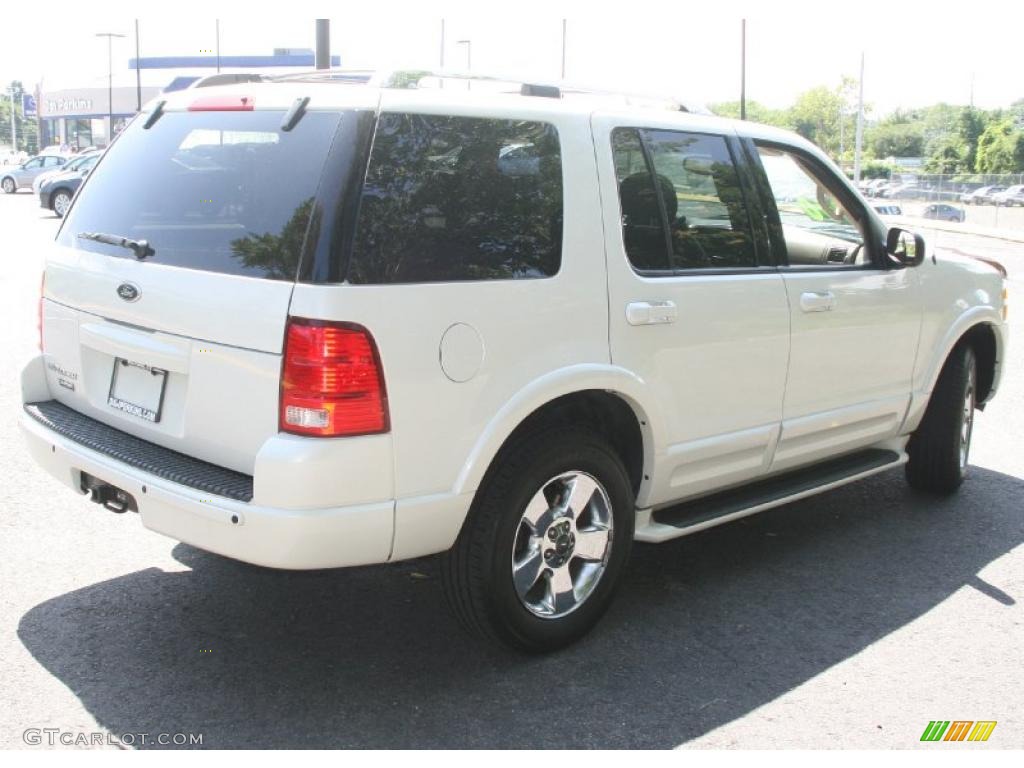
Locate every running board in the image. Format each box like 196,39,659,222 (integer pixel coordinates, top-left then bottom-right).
634,448,905,543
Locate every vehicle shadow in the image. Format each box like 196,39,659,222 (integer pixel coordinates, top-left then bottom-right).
17,466,1024,748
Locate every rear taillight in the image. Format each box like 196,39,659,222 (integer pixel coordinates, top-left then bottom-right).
280,318,389,438
37,271,45,352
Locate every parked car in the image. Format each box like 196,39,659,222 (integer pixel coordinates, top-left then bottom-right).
922,203,966,222
960,185,1006,205
872,202,903,216
1,154,67,193
20,76,1008,651
992,184,1024,207
38,153,101,217
33,150,100,195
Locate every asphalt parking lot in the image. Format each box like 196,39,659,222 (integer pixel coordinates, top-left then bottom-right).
0,191,1021,749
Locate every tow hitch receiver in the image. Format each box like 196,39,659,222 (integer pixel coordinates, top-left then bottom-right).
80,472,138,513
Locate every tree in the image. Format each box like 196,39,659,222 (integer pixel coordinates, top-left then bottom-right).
958,107,987,172
866,122,924,159
0,80,39,154
975,119,1024,173
710,100,789,128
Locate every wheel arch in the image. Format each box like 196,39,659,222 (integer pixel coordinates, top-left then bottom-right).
453,365,660,505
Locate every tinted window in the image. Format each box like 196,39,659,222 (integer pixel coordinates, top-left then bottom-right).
58,110,343,281
756,144,869,268
348,113,562,284
612,128,755,271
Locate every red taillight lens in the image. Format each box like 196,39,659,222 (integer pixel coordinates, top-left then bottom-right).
280,318,389,437
37,271,45,352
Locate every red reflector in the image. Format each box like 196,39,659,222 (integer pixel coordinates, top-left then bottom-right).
280,318,390,438
188,95,254,112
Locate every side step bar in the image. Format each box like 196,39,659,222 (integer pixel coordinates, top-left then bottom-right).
634,448,905,543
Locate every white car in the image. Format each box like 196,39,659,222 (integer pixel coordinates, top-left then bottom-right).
20,75,1009,651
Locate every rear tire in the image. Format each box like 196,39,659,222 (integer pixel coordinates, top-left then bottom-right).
1,177,15,194
906,344,977,495
53,190,72,218
441,427,634,652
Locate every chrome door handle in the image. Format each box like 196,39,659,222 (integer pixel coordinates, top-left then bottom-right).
799,291,836,313
626,300,677,326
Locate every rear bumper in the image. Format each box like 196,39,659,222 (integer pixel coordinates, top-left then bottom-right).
20,408,396,569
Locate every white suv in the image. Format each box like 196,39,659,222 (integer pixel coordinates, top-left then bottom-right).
20,74,1008,651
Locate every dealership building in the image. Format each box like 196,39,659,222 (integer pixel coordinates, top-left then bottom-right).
38,49,341,150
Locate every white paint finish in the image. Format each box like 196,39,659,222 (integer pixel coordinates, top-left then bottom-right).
391,491,477,561
20,411,395,570
592,115,790,507
43,241,294,354
776,268,919,462
21,84,1010,569
41,302,281,475
439,323,485,383
290,103,609,502
253,432,394,509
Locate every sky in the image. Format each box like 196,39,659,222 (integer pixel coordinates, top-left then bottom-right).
2,0,1023,117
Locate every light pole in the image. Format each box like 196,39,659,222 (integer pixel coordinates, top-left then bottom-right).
96,32,125,147
457,39,471,89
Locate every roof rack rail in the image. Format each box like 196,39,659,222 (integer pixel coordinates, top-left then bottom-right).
267,68,710,114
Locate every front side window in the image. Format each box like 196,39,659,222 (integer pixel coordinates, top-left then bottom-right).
756,144,869,267
348,113,563,284
612,127,755,272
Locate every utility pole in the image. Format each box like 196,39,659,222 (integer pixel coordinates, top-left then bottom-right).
96,32,125,146
854,52,865,183
315,19,330,70
740,19,747,120
457,39,471,90
134,20,141,111
9,86,16,153
561,19,567,80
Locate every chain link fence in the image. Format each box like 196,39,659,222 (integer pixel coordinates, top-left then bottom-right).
861,173,1024,234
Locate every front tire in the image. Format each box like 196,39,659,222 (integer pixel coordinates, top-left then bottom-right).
1,177,15,194
441,427,634,652
906,345,977,494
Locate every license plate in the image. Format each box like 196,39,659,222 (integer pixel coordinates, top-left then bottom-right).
107,359,168,423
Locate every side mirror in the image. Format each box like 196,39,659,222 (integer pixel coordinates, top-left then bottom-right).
886,227,925,267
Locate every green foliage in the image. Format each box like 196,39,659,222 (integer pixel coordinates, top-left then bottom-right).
713,82,1024,174
0,80,39,154
859,159,895,179
866,122,924,159
975,119,1024,174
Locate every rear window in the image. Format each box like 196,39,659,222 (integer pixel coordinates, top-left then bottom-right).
58,109,343,281
346,113,563,284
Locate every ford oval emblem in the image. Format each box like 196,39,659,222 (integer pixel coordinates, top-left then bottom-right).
117,282,140,302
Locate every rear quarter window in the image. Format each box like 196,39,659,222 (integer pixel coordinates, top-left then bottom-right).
347,113,563,284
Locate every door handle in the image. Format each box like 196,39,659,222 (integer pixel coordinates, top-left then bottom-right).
626,300,677,326
799,291,836,313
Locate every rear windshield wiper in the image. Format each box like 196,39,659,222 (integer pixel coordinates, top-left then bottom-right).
77,232,155,260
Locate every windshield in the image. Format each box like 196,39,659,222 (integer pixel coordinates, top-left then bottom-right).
58,109,343,281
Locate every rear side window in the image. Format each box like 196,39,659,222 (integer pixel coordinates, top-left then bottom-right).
347,113,563,284
612,127,756,272
58,110,343,281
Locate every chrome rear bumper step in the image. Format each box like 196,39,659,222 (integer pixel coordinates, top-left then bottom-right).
635,448,904,543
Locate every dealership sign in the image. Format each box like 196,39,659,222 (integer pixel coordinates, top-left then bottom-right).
45,97,94,115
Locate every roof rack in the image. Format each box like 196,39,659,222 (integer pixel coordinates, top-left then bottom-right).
269,68,710,114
